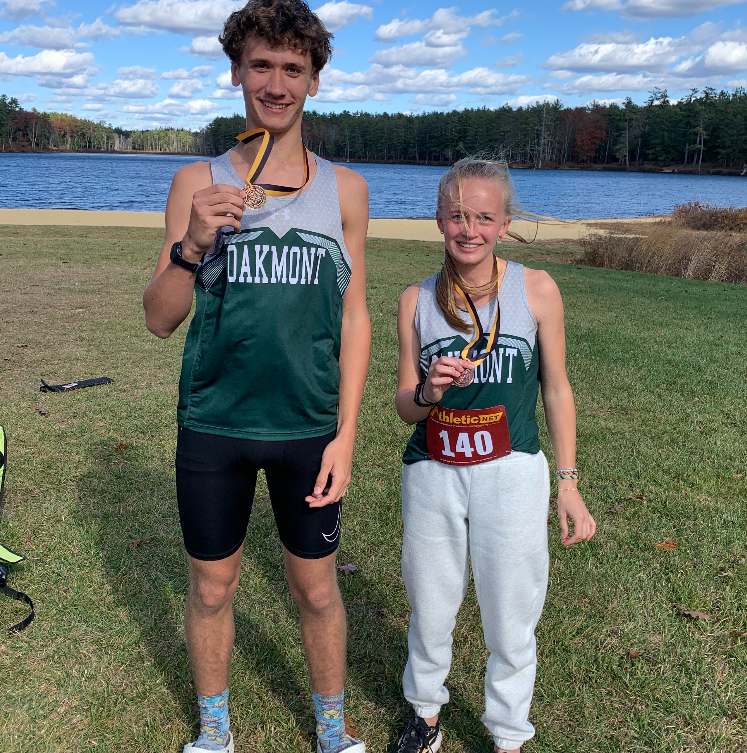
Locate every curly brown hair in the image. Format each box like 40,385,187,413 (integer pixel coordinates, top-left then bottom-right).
220,0,333,74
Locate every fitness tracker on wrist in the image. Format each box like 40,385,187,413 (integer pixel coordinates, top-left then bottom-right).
414,382,436,408
170,241,203,273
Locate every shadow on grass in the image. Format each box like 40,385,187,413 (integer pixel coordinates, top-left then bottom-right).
74,445,316,742
75,444,489,750
245,499,489,751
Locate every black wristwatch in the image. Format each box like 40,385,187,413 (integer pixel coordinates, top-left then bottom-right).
413,382,436,408
170,241,203,273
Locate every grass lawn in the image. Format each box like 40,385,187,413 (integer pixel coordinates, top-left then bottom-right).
0,225,745,753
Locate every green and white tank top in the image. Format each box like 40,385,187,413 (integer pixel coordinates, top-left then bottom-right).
177,151,352,440
402,261,541,464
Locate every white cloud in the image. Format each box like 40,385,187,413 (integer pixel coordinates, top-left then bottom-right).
586,96,626,105
583,30,642,44
374,8,519,42
496,31,523,45
77,19,120,40
162,68,190,80
162,65,212,79
216,70,234,88
314,1,373,32
17,92,37,102
673,40,747,75
315,85,388,102
82,103,106,111
0,0,45,22
123,97,217,115
552,72,703,94
563,0,747,18
208,88,243,99
0,18,118,50
370,39,467,68
168,78,205,97
727,77,747,86
183,35,225,60
562,0,621,10
0,24,76,49
118,65,157,80
501,94,559,107
104,79,161,98
409,93,458,107
494,53,524,68
323,63,532,95
544,35,699,73
0,49,95,86
114,0,241,36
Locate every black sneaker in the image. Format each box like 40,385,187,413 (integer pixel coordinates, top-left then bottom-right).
390,716,442,753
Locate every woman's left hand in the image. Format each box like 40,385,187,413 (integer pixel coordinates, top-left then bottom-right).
557,490,596,546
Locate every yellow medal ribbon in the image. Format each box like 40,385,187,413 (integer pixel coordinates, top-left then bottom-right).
235,128,309,208
453,256,502,367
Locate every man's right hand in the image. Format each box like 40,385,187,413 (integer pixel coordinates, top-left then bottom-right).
181,184,246,261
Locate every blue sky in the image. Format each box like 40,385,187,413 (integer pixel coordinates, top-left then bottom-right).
1,0,746,130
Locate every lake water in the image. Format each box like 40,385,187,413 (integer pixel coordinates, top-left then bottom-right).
1,152,746,220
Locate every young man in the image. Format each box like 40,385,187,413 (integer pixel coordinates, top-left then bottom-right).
143,2,371,752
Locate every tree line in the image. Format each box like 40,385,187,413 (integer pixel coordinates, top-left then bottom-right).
0,95,203,154
3,87,746,171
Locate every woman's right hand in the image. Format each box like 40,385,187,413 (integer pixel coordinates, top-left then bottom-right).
423,356,475,403
181,183,245,261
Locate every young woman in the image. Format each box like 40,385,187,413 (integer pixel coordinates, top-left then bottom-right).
391,159,596,753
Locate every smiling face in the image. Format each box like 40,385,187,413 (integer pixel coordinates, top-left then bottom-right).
436,177,512,275
231,36,319,134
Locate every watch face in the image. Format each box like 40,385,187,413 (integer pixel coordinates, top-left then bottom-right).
171,242,198,271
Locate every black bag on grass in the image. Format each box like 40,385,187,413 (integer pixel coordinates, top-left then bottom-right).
0,425,35,635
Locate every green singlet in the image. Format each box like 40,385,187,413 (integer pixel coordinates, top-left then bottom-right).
177,152,352,440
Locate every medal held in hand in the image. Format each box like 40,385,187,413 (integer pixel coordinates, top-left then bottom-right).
453,369,475,388
453,256,502,388
243,183,267,210
235,128,309,209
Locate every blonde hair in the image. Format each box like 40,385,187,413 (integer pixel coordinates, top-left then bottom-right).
435,158,525,333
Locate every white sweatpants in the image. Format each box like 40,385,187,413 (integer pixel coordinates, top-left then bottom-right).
401,451,550,750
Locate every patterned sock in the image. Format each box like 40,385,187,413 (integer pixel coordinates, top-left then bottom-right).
312,690,362,753
193,687,231,751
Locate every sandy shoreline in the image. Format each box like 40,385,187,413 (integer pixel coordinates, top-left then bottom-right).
0,208,658,242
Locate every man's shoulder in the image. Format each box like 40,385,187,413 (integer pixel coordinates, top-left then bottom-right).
332,163,368,193
171,160,213,194
332,164,368,227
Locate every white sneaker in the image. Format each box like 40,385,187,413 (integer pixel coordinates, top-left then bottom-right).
316,741,366,753
183,732,234,753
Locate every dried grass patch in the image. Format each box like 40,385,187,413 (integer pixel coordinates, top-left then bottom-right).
580,220,747,284
672,201,747,232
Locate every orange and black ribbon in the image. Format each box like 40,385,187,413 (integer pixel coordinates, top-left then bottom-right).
453,256,502,366
236,128,309,196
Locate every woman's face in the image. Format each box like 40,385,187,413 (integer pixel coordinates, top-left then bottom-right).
436,177,512,269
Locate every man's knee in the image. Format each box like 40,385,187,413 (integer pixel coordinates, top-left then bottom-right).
189,561,241,611
288,574,340,614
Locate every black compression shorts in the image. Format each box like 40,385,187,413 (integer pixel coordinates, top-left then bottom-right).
176,427,341,561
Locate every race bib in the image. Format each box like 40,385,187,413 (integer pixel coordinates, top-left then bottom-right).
427,405,511,466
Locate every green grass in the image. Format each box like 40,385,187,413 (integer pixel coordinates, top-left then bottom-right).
0,226,745,753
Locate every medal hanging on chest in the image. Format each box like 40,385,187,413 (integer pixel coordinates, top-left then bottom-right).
452,256,502,387
235,128,309,209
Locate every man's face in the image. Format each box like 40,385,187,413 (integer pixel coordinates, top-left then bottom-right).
231,37,319,133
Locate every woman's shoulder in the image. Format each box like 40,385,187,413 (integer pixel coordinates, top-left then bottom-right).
523,266,562,322
399,283,421,311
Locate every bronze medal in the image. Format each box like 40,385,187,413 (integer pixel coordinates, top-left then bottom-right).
454,368,475,388
453,257,502,388
243,184,267,209
235,128,309,210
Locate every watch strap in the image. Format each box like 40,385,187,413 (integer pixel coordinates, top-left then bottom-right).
414,382,436,408
170,241,203,273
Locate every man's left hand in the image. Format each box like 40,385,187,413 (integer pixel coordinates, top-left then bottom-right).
305,436,353,508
